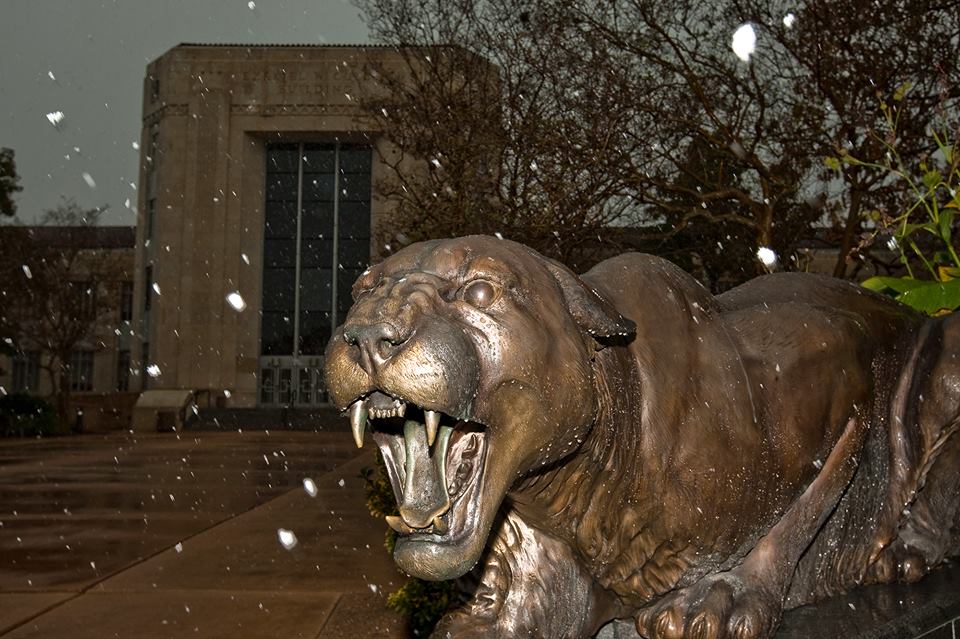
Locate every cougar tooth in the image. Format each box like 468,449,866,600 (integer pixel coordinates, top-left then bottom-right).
435,424,454,495
350,401,368,448
425,410,440,446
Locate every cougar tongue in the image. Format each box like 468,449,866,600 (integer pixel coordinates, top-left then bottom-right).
400,419,450,529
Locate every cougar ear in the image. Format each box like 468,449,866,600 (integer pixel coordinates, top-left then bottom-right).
543,258,636,341
352,263,384,300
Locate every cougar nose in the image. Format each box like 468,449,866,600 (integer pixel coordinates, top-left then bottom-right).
343,322,407,374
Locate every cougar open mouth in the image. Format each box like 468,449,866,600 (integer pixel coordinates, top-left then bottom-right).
347,390,488,541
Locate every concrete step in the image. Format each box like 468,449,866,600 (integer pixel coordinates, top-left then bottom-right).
186,406,345,431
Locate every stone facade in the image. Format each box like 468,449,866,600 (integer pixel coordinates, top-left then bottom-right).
133,44,410,409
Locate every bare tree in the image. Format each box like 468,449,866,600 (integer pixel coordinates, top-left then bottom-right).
0,200,122,427
356,0,959,284
357,2,649,270
737,0,960,277
0,147,22,218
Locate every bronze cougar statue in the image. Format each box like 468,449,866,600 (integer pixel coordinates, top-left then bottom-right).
324,235,960,639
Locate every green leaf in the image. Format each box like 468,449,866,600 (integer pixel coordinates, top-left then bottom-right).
893,81,913,102
897,223,920,237
939,265,960,281
897,279,960,315
922,169,942,190
899,222,938,238
824,156,841,171
940,209,954,242
861,276,925,293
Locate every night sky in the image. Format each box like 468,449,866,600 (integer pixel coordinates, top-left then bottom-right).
0,0,370,225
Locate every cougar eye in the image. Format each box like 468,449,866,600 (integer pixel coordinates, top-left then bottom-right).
461,279,498,308
352,272,383,300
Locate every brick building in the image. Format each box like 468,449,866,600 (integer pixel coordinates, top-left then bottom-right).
0,225,137,431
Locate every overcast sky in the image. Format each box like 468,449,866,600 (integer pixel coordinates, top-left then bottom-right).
0,0,370,225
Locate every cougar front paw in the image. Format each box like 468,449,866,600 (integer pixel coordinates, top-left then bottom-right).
866,540,930,584
430,610,498,639
634,574,781,639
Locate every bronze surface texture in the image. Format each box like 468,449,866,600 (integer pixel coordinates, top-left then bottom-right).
324,236,960,639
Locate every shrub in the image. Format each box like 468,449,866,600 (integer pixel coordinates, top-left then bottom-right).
0,393,57,437
830,87,960,315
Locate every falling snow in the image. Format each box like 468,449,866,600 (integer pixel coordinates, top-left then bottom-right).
783,13,797,28
21,265,33,279
225,291,247,312
152,282,162,295
277,528,298,550
248,0,256,8
81,172,97,189
146,364,162,378
756,246,777,267
303,478,318,497
731,24,756,62
46,111,65,127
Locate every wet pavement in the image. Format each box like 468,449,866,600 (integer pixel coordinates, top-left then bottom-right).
5,430,957,638
0,430,408,638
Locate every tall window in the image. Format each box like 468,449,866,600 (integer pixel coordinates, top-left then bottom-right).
141,341,150,390
119,281,134,323
70,350,94,392
144,265,153,312
69,281,96,320
260,142,371,405
11,352,40,393
145,125,159,239
116,350,131,391
261,143,371,356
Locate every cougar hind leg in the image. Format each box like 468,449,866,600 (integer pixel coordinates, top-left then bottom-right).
635,416,867,639
868,313,960,585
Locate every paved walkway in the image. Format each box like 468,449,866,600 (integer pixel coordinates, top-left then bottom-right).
6,429,957,639
0,430,408,638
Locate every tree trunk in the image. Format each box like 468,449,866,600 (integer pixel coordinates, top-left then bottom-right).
833,185,863,279
55,364,71,433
